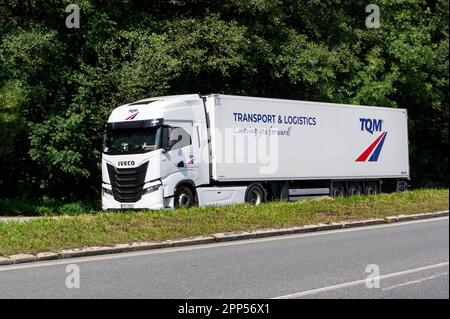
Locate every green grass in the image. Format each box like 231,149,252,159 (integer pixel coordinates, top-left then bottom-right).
0,189,448,256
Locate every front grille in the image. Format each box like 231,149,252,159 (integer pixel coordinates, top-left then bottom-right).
107,162,148,202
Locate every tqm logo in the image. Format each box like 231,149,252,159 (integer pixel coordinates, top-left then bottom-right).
356,118,387,162
125,109,139,120
360,118,382,134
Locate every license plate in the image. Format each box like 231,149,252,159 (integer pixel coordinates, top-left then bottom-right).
121,204,134,209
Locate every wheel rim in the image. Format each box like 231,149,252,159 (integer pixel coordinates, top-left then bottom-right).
349,185,361,196
367,185,376,195
333,187,344,198
249,189,262,205
178,193,191,207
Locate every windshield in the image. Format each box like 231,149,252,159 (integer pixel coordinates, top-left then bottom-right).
103,127,160,154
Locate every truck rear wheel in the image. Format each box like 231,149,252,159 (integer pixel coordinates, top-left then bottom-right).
330,183,346,198
245,184,266,205
348,182,362,196
280,185,290,201
174,185,195,208
365,182,379,195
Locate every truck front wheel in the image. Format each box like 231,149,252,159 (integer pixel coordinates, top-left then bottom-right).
174,185,196,208
245,184,266,205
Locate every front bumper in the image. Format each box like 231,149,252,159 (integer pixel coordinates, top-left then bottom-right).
102,182,165,210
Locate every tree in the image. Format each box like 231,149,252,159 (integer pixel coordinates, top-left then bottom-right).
0,0,447,200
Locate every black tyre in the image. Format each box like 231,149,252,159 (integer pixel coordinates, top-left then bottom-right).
279,185,290,201
245,184,266,205
330,183,346,198
174,185,195,208
348,182,362,196
365,182,379,195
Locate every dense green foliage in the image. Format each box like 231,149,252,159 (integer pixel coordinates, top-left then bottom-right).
0,0,448,200
0,197,100,216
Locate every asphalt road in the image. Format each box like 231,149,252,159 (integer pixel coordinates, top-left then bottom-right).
0,217,448,299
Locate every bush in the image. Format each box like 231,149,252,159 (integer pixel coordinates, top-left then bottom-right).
0,198,100,216
0,198,36,216
58,202,86,215
34,205,56,216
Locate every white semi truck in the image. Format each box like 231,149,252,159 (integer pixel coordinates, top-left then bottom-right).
102,94,409,210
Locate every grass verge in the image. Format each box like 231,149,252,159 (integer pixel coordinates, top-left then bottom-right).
0,189,448,256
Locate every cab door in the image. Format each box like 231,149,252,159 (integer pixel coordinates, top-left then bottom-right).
160,123,198,182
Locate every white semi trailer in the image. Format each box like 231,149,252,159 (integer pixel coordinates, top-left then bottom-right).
102,94,409,210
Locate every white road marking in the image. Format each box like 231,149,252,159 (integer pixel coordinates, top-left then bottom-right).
382,272,449,291
272,262,449,299
0,217,447,272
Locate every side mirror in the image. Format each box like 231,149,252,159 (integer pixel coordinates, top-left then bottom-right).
162,146,171,153
168,140,177,148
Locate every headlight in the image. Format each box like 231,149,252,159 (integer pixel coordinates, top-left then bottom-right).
143,184,161,195
102,187,113,196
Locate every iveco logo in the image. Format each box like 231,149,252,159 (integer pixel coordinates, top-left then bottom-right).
118,161,135,166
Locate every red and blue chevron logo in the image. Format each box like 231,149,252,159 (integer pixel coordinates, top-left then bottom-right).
355,132,387,162
125,111,139,120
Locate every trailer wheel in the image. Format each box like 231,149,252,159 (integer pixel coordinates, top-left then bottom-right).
245,184,266,205
348,183,362,196
330,183,346,198
365,182,379,196
174,185,195,208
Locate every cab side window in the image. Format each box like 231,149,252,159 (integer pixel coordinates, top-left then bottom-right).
162,126,192,150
